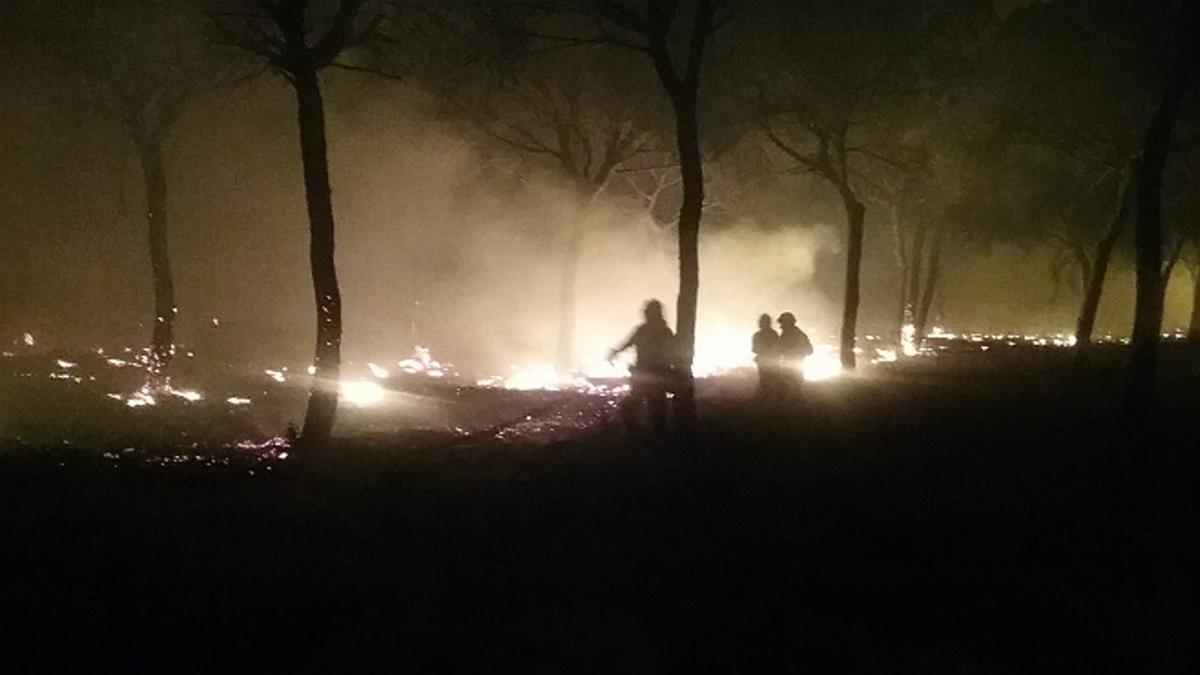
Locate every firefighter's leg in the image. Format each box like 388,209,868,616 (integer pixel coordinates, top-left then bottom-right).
621,375,644,432
647,380,668,436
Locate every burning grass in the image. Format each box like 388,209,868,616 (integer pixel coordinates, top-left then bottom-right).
4,330,1198,464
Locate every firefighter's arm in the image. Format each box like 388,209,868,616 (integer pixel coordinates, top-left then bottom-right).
608,329,638,362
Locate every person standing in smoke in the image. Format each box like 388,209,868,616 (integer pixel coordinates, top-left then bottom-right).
751,313,780,397
777,312,813,395
609,299,676,435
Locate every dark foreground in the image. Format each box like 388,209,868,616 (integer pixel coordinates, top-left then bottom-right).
2,357,1198,672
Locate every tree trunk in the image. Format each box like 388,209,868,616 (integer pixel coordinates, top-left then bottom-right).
136,135,175,374
554,218,585,373
840,188,866,370
914,223,945,346
889,201,909,337
670,87,703,429
292,67,343,445
646,5,713,432
1188,267,1200,344
555,178,612,373
1127,8,1198,416
1159,239,1184,303
1076,159,1138,348
904,218,928,329
1071,243,1092,300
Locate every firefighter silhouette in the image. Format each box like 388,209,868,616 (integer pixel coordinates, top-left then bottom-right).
609,299,676,435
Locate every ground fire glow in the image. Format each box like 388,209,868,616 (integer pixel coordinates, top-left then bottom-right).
341,379,386,407
6,326,1193,452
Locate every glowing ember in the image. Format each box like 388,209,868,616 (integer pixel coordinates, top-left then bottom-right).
502,364,562,391
49,372,84,383
126,388,156,408
226,396,252,406
167,387,203,402
901,323,918,357
22,332,35,347
341,379,385,406
56,359,77,369
264,369,287,383
397,346,451,378
232,436,290,451
473,364,625,396
367,362,390,378
873,348,898,363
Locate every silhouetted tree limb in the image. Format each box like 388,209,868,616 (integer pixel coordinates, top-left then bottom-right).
207,0,390,446
1127,0,1199,417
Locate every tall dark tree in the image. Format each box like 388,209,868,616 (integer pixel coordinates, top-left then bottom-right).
1171,155,1200,344
355,3,671,372
898,193,954,346
1126,2,1199,415
857,2,993,347
210,0,384,444
734,0,968,368
998,0,1173,352
1188,256,1200,343
865,142,975,347
519,0,734,428
4,0,232,373
416,41,660,372
981,145,1133,341
1071,161,1139,347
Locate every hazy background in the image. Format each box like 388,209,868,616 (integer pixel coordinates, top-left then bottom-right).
1,41,1194,375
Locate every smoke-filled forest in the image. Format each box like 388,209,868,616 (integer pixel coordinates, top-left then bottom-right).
1,0,1197,671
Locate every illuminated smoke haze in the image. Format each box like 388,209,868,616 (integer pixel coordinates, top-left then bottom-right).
2,76,1195,371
